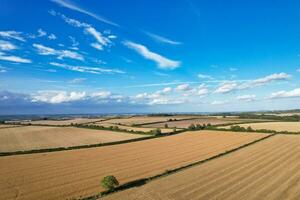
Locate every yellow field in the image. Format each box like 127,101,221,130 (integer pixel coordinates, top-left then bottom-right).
142,117,247,128
0,130,266,200
0,126,146,152
104,116,198,125
21,118,104,125
91,122,175,133
224,122,300,132
103,134,300,200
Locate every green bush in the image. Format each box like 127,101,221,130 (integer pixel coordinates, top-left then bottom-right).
101,175,119,190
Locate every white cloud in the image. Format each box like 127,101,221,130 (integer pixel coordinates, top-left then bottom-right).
198,73,213,79
0,66,7,73
249,73,290,87
37,29,47,37
69,36,79,47
33,43,84,61
91,91,112,99
270,88,300,99
50,62,125,74
0,31,25,41
237,94,256,102
0,40,17,51
148,98,186,105
0,52,31,63
198,84,209,96
50,0,119,26
31,90,86,104
48,33,57,40
144,31,181,45
58,14,113,51
215,73,291,94
124,41,180,69
214,82,237,93
229,67,237,71
69,78,86,84
176,84,192,92
211,100,226,105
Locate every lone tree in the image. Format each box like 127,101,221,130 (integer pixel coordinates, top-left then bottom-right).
164,123,169,128
101,175,119,191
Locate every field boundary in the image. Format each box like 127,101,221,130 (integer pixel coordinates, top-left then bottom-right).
78,133,277,200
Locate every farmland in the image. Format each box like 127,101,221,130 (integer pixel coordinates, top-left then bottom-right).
0,130,266,200
0,126,146,152
222,122,300,133
103,115,198,126
141,117,259,129
90,122,175,133
103,134,300,200
19,117,105,126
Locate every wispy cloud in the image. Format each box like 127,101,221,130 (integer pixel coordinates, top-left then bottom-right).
50,62,125,75
0,40,17,51
33,43,84,61
270,88,300,99
0,52,31,63
0,66,8,73
53,12,114,51
0,31,25,41
237,94,256,102
69,78,86,84
51,0,119,27
124,41,180,69
198,73,213,79
215,73,291,94
144,31,182,45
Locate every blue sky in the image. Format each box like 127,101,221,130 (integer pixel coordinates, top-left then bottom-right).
1,0,300,114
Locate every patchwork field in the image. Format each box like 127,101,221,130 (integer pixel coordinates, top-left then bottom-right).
224,122,300,132
102,134,300,200
142,117,249,128
104,115,198,125
0,130,266,200
0,126,146,152
20,118,104,126
90,122,176,133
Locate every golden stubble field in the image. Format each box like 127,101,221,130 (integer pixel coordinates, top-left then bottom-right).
231,122,300,132
104,115,198,125
142,117,250,128
91,122,176,133
102,134,300,200
21,117,104,125
0,126,146,152
0,130,266,200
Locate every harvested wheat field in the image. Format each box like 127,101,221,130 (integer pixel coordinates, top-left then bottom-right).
223,122,300,132
0,126,146,152
22,118,104,126
0,130,266,200
0,124,21,129
103,134,300,200
91,122,175,133
104,115,197,126
142,117,248,128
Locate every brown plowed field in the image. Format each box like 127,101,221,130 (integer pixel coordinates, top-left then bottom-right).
0,131,265,200
0,126,145,152
103,134,300,200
